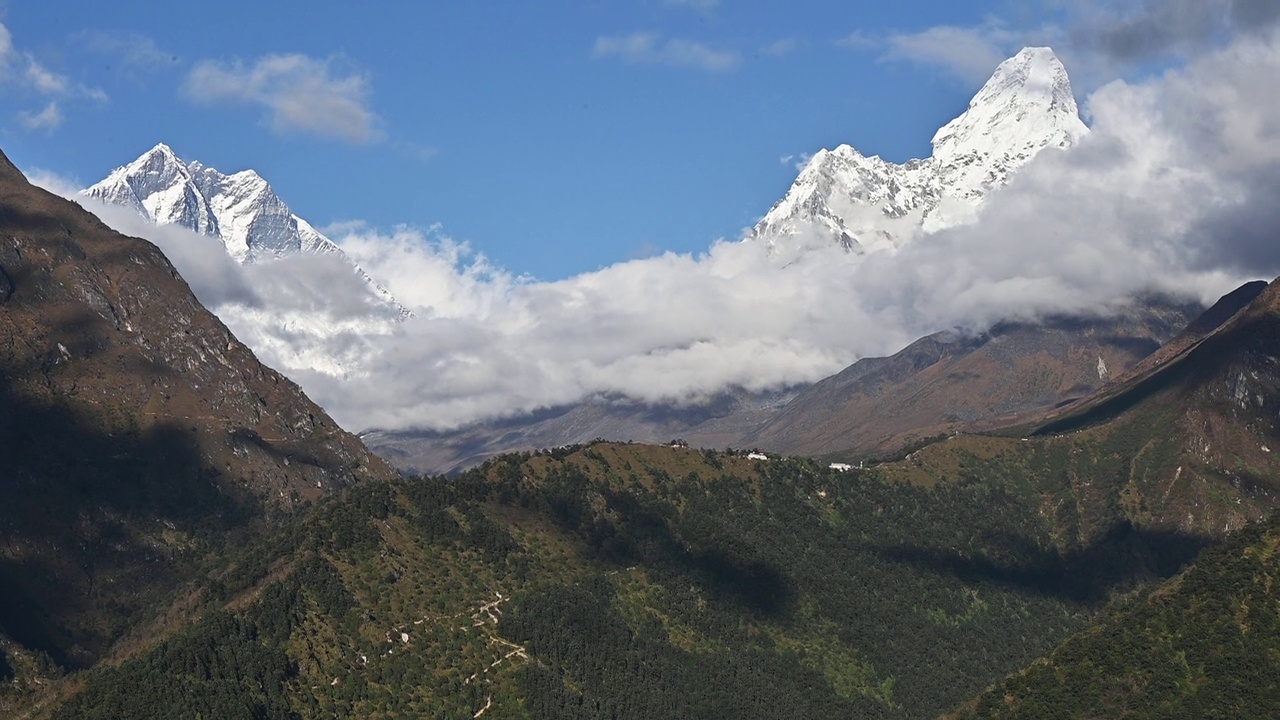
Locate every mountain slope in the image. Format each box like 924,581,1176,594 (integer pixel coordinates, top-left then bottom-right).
749,299,1203,460
363,386,801,475
885,276,1280,542
26,444,1106,719
951,510,1280,719
0,147,396,677
749,47,1088,258
370,295,1201,476
16,275,1280,717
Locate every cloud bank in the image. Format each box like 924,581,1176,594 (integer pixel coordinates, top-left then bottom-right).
62,28,1280,435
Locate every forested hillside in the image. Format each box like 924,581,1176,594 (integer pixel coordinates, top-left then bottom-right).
952,510,1280,719
14,437,1228,719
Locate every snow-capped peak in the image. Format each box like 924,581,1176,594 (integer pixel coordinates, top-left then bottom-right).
88,143,221,237
83,144,411,319
749,47,1087,258
930,47,1088,203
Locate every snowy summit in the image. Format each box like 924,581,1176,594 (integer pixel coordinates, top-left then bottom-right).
83,144,410,319
750,47,1088,259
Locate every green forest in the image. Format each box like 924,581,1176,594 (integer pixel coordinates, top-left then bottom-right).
955,511,1280,719
19,434,1249,719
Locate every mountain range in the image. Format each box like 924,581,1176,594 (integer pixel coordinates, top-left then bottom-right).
360,47,1182,475
80,143,414,380
4,41,1280,716
84,142,409,315
5,220,1278,715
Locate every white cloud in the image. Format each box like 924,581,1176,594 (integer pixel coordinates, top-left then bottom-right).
78,30,174,77
835,30,878,51
17,101,61,132
24,60,67,95
593,32,741,73
26,168,82,197
0,23,17,78
61,27,1280,438
881,23,1023,84
0,22,108,131
665,0,720,10
184,54,382,144
760,38,800,58
393,140,439,163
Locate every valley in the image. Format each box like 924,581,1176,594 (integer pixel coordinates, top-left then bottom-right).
2,16,1280,718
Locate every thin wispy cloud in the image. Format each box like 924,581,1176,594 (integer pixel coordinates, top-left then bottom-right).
760,38,800,58
18,101,62,132
593,32,741,73
78,30,175,77
23,60,67,94
835,30,877,51
0,22,108,132
663,0,721,11
880,23,1022,84
0,23,18,78
394,139,439,163
184,53,382,144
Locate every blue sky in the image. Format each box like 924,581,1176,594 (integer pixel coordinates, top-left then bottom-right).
0,0,1093,280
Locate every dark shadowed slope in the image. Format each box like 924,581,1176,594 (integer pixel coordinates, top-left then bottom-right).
950,510,1280,719
0,147,396,674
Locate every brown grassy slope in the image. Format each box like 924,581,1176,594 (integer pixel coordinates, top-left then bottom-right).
0,147,396,673
872,278,1280,547
749,302,1200,460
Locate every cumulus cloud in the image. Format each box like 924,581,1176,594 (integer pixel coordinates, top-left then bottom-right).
63,27,1280,436
593,32,741,72
184,53,382,143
